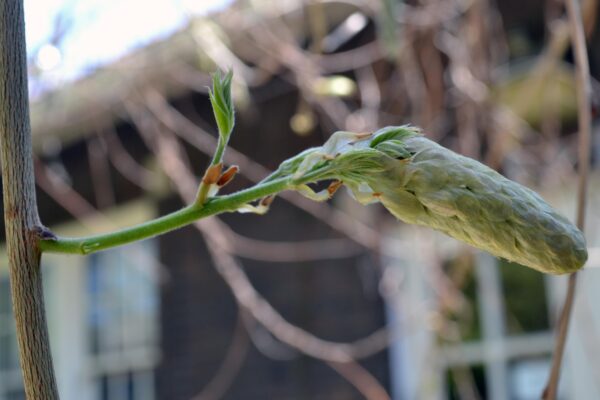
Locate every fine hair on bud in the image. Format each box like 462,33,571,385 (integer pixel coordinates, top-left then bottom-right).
287,126,587,274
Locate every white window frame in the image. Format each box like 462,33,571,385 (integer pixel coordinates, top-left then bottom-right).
383,230,559,400
0,200,159,400
0,277,25,400
85,239,159,400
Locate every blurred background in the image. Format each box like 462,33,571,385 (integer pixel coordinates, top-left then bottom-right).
1,0,600,399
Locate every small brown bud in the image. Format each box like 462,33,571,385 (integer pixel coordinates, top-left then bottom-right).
202,163,223,185
327,180,343,197
260,195,275,207
217,165,239,187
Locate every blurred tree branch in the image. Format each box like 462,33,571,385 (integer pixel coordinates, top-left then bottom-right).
543,0,593,397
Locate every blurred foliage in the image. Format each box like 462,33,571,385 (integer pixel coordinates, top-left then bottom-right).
494,62,578,128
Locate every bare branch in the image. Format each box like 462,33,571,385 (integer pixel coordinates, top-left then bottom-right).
191,311,249,400
131,103,391,364
543,0,592,396
326,360,391,400
100,125,158,192
86,135,115,209
142,90,400,255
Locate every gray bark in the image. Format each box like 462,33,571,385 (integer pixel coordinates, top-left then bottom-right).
0,1,59,398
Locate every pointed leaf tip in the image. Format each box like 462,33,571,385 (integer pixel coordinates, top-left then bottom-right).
209,69,235,138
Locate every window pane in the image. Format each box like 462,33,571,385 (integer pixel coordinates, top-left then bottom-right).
0,332,11,370
108,373,129,400
499,260,550,334
87,240,158,400
0,278,20,373
509,357,553,400
447,364,487,400
0,279,10,315
87,240,158,355
97,372,154,400
133,370,154,400
441,252,481,342
99,374,109,400
6,389,26,400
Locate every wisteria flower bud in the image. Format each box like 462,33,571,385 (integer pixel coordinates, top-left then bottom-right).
290,126,587,274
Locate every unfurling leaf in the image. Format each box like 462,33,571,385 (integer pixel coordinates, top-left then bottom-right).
288,126,587,274
209,70,235,139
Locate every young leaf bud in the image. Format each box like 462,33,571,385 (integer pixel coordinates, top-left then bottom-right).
208,70,235,139
291,126,587,274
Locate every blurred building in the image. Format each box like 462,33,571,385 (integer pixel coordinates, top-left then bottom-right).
1,1,600,400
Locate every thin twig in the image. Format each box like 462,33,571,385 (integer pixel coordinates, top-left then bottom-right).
125,100,364,262
86,135,115,209
326,360,391,400
190,311,249,400
34,157,168,280
543,0,592,397
142,90,399,254
99,126,158,192
134,106,392,363
35,158,104,223
203,225,390,362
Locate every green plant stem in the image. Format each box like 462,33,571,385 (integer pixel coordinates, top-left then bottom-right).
40,168,329,255
212,134,228,168
195,133,228,205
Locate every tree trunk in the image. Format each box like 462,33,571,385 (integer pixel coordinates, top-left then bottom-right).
0,1,59,398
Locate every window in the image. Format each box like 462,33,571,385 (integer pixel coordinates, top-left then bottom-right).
499,260,550,335
0,278,25,400
508,357,555,400
442,252,481,342
0,201,158,400
446,364,487,400
439,254,556,399
87,240,159,400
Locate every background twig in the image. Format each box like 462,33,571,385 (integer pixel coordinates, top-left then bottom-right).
543,0,592,397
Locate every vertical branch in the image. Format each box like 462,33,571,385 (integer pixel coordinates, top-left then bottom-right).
0,1,59,399
543,0,592,397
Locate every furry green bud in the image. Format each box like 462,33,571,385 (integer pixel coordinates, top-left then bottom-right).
291,126,587,274
209,70,235,139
